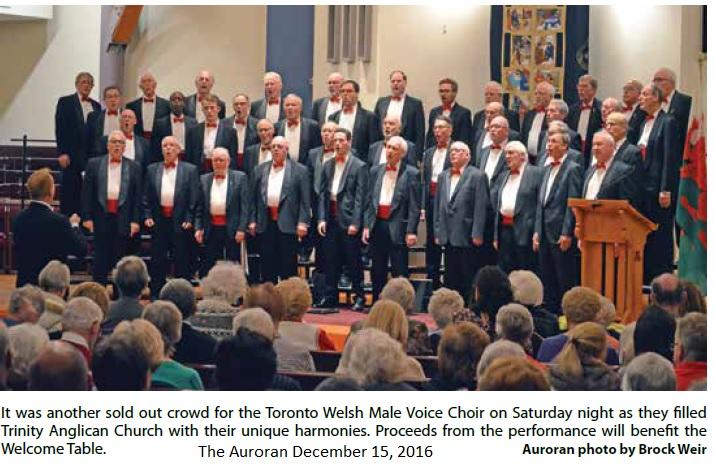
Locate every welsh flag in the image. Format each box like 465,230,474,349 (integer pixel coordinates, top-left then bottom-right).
675,115,707,294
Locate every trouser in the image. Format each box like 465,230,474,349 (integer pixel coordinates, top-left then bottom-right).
60,166,82,216
200,225,241,278
425,199,443,289
324,218,364,300
497,224,537,274
258,221,298,284
643,197,675,284
150,217,193,296
444,244,478,304
538,241,578,314
370,220,409,299
93,216,129,285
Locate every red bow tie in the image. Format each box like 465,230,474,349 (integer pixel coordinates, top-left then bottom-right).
623,105,633,112
323,150,334,156
329,96,340,103
198,95,205,102
143,97,155,103
391,96,402,101
173,116,184,123
663,97,669,104
272,160,284,169
214,174,226,180
437,143,449,149
206,123,217,128
442,103,452,111
510,169,520,175
342,107,354,115
124,133,133,140
107,110,118,116
164,161,176,169
596,162,607,170
287,120,299,128
386,165,397,172
109,158,121,165
491,144,501,150
235,118,246,125
645,114,655,121
451,168,461,176
81,96,91,102
268,98,279,105
581,103,592,110
550,160,561,168
335,154,346,164
535,107,546,113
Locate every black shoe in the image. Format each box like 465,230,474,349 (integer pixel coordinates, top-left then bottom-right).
298,252,311,264
352,296,366,312
316,296,338,308
339,275,352,288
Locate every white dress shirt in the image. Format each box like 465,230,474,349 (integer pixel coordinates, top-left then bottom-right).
585,157,613,200
160,165,177,207
379,162,400,206
78,94,93,123
577,100,594,142
500,164,525,217
378,145,388,165
210,176,228,215
338,109,357,134
527,111,546,155
441,102,454,117
141,99,156,132
481,131,494,149
234,120,247,154
285,120,301,161
259,147,273,165
330,155,349,200
267,163,285,207
637,110,660,149
171,116,186,150
103,113,120,136
203,125,218,157
122,136,136,161
266,99,281,124
386,95,405,120
662,90,675,113
431,147,448,182
195,96,206,124
623,104,636,122
107,159,122,201
325,98,342,122
544,157,563,200
449,167,463,199
322,150,335,164
484,147,503,183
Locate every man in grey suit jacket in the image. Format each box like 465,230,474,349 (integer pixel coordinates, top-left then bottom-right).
143,136,201,296
274,94,321,165
366,115,418,167
247,136,310,283
219,93,259,171
583,132,641,211
311,72,344,125
329,80,380,161
183,70,226,122
493,141,542,274
316,128,368,310
125,72,171,140
433,142,490,303
535,122,584,169
243,119,276,182
362,136,420,299
195,147,250,277
534,138,583,314
373,70,426,157
250,71,285,123
605,112,644,170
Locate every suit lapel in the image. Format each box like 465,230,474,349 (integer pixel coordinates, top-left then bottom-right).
260,163,269,202
154,164,164,204
73,95,84,125
337,156,352,194
119,160,129,206
225,171,234,211
546,164,566,205
98,157,108,209
400,97,409,131
280,161,292,203
374,166,386,210
450,168,468,203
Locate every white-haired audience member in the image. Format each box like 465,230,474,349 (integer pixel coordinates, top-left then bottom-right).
28,341,88,391
4,285,45,327
37,260,71,335
508,270,559,337
143,301,203,390
232,307,275,341
7,323,49,390
495,303,542,365
673,313,707,391
198,262,248,313
621,352,676,391
476,340,526,385
426,288,462,353
61,297,103,368
379,277,432,356
478,356,550,391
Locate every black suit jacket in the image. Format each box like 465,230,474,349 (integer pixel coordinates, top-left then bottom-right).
250,97,286,121
493,165,543,246
474,146,508,186
150,114,198,162
173,322,218,365
471,128,520,163
472,108,520,146
185,122,238,171
434,166,490,246
243,143,272,182
311,96,342,125
274,117,321,165
220,114,259,154
306,146,332,200
81,156,143,236
364,163,421,245
665,90,692,163
250,159,310,234
519,110,549,152
86,110,120,158
55,93,100,169
367,140,418,168
425,103,472,148
328,107,381,161
636,111,679,216
421,142,453,210
12,202,88,287
196,170,250,239
318,155,368,230
627,107,648,144
582,159,641,212
184,94,226,120
566,98,602,164
374,94,426,156
536,148,584,170
143,161,201,233
535,160,583,244
126,96,171,134
614,141,644,172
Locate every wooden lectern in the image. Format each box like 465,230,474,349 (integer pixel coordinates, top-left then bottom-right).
569,199,657,324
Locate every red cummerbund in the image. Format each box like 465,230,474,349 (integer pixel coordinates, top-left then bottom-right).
267,207,279,222
211,214,227,226
142,131,152,139
501,215,514,226
161,206,173,218
236,152,244,170
430,181,437,197
203,158,213,172
377,205,391,220
106,199,118,214
329,200,338,217
640,145,647,160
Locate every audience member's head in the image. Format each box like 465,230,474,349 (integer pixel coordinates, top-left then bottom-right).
113,256,149,299
679,280,706,317
621,352,676,391
379,278,416,314
159,279,197,320
508,270,544,307
562,286,601,329
650,273,684,316
113,319,164,370
478,356,550,391
437,322,490,390
243,283,285,333
634,305,676,361
274,277,312,322
232,308,275,341
0,322,10,388
471,266,513,330
674,313,707,364
365,300,409,348
62,297,103,348
337,328,409,387
427,288,462,330
476,340,525,382
92,331,151,390
495,304,534,352
28,341,88,391
595,296,617,328
553,322,608,378
70,282,110,320
201,262,247,306
215,327,277,390
8,285,45,324
38,260,70,298
7,323,49,389
143,301,183,358
26,167,55,202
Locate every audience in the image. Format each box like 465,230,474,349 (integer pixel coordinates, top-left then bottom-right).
479,356,550,391
7,323,49,390
143,300,203,390
379,278,432,356
28,341,88,391
37,260,71,335
426,288,461,353
113,319,164,375
92,330,151,390
673,313,707,390
476,340,526,384
275,277,335,351
70,282,110,320
61,297,103,368
4,285,45,327
103,256,149,333
193,262,248,338
508,270,559,338
679,280,707,316
633,305,676,361
427,322,489,390
465,266,513,337
621,352,676,391
495,303,542,364
233,307,276,341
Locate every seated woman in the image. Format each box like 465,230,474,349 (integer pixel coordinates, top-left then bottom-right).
548,322,620,391
275,277,335,351
142,301,203,390
426,322,490,390
426,288,462,353
479,356,550,391
194,262,248,338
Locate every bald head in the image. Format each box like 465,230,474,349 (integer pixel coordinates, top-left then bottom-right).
484,81,503,104
195,70,215,94
28,341,88,391
382,114,403,138
651,273,683,314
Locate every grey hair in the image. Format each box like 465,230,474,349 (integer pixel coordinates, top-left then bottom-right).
427,288,463,329
264,71,282,83
232,307,274,341
676,313,707,362
549,99,569,118
578,74,598,90
547,121,571,146
536,81,555,96
379,277,415,314
476,340,525,382
271,135,289,149
201,261,247,305
596,295,617,326
593,130,615,146
62,297,103,334
387,136,408,154
211,147,230,160
8,323,49,382
112,256,149,298
142,300,183,355
9,285,45,316
654,67,677,84
504,140,528,157
284,93,303,106
495,304,534,345
602,97,623,112
484,81,503,92
38,260,70,293
337,328,407,386
159,279,196,319
509,270,544,306
621,352,676,391
450,141,471,155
